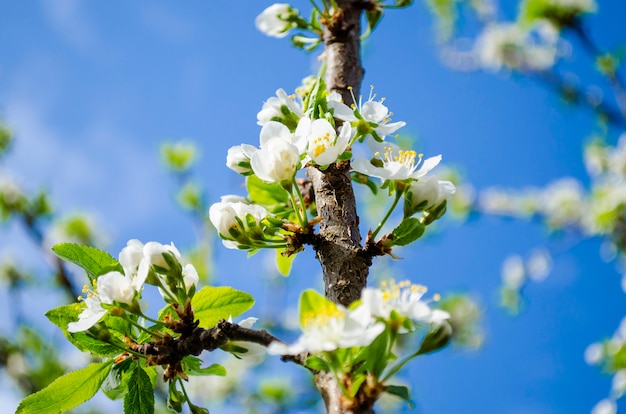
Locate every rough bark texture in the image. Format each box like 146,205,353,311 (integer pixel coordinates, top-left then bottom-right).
309,0,367,308
310,2,375,413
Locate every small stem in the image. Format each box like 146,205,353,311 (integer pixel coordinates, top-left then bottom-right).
287,186,307,228
370,189,403,240
123,314,165,339
309,0,324,15
293,180,309,226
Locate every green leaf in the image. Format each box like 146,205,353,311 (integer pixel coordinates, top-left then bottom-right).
390,218,425,246
124,364,155,414
385,384,415,408
45,305,120,356
247,175,289,212
16,360,114,414
276,249,296,276
191,286,255,328
52,243,122,282
182,356,227,376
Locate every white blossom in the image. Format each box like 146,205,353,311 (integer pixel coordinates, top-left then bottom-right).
328,88,406,138
352,146,441,182
267,303,384,355
255,4,297,38
257,88,303,125
226,144,256,175
250,137,300,183
209,201,271,249
406,175,456,211
591,399,617,414
302,118,352,166
360,280,450,326
119,239,144,275
475,20,558,71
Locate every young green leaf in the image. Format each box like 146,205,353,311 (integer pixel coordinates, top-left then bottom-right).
124,363,155,414
385,384,415,408
45,304,120,356
182,356,227,377
16,360,114,414
390,217,425,246
247,175,289,212
52,243,122,282
191,286,254,328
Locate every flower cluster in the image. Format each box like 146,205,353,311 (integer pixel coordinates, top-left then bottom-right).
268,280,450,377
68,239,199,332
212,77,454,257
268,280,450,390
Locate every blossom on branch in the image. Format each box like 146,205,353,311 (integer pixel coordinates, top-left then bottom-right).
255,4,299,38
352,146,442,182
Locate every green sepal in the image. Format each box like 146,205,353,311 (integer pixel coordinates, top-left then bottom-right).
390,218,425,246
348,373,367,398
16,360,114,414
416,321,453,355
351,172,379,195
182,356,227,377
45,304,120,356
52,243,123,283
365,8,383,37
385,384,415,408
305,355,330,371
191,286,255,328
167,381,185,413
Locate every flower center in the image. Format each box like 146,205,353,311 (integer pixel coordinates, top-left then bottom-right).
380,279,428,304
302,305,344,329
312,132,333,157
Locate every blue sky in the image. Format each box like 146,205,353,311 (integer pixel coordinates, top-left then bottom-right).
1,1,625,413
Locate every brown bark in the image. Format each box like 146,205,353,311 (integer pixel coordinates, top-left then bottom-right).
309,2,376,413
308,0,367,308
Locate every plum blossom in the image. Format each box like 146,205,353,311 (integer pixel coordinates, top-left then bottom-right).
68,270,145,333
267,303,384,355
257,88,303,126
226,144,256,175
300,118,352,166
209,200,275,249
328,87,406,139
406,175,456,213
250,137,300,183
352,146,442,182
255,4,298,38
360,280,450,326
475,20,558,71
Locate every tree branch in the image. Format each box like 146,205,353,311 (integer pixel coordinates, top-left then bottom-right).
308,0,368,308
